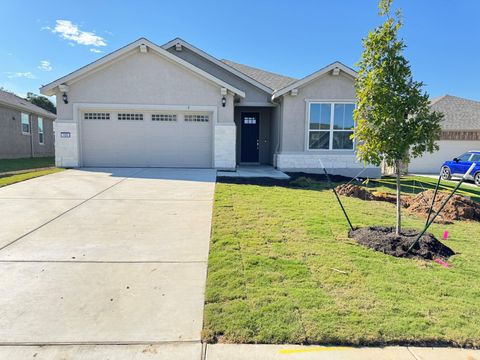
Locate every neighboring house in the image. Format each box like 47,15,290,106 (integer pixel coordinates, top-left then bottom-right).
0,89,56,159
408,95,480,174
40,37,379,177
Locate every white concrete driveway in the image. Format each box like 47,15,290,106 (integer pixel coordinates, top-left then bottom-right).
0,168,216,359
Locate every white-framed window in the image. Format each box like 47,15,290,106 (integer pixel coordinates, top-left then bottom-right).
21,113,30,134
152,114,176,122
307,102,355,150
84,112,110,120
118,113,143,121
38,117,44,144
184,114,209,122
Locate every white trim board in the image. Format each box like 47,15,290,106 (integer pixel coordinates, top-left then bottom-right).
272,62,357,100
40,38,245,98
162,38,274,94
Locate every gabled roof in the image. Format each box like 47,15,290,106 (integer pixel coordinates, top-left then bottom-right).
161,38,274,94
430,94,480,130
271,62,357,100
0,89,56,119
221,59,297,91
40,38,245,98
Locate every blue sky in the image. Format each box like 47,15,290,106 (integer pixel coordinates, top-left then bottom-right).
1,0,479,101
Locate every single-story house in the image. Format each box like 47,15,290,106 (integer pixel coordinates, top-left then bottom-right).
40,37,379,177
0,89,55,159
408,95,480,174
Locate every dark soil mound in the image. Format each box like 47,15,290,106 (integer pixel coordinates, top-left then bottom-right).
407,190,480,223
217,172,351,188
349,226,455,260
335,184,376,200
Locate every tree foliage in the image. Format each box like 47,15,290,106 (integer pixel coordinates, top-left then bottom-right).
354,0,443,168
354,0,443,234
26,92,56,114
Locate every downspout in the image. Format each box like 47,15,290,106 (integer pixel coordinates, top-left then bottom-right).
273,97,282,168
29,114,34,158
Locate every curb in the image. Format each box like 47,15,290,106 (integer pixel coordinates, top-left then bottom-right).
0,167,56,176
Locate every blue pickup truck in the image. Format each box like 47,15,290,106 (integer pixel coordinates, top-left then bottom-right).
440,150,480,186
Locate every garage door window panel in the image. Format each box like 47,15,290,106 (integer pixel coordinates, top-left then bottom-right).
184,114,209,122
152,114,177,122
84,112,110,120
118,113,144,121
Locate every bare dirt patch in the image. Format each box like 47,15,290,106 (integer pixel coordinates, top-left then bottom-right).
349,226,455,260
407,190,480,223
336,185,480,223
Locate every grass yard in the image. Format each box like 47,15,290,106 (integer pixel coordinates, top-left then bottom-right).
0,157,55,173
0,168,63,188
203,177,480,347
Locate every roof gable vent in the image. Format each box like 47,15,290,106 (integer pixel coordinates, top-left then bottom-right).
332,67,340,76
175,43,183,52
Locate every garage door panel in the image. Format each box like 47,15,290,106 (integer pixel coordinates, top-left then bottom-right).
81,110,212,168
409,140,480,174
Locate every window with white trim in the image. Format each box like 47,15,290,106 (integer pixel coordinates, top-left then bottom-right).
152,114,176,122
118,113,143,121
38,117,44,144
308,102,355,150
84,112,110,120
21,113,30,134
184,114,209,122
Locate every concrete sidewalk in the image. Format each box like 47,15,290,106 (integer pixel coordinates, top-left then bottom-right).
205,344,480,360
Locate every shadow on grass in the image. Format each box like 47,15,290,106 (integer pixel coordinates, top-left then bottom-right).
217,172,352,191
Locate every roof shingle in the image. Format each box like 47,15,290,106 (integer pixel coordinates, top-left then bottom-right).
221,59,297,91
430,95,480,130
0,90,55,118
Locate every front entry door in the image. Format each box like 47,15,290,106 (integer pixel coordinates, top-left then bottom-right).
241,112,260,163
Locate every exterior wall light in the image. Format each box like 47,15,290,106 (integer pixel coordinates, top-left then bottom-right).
62,92,68,104
222,96,226,107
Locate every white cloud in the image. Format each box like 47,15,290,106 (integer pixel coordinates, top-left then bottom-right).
52,20,107,47
90,48,102,53
5,72,36,79
38,60,52,71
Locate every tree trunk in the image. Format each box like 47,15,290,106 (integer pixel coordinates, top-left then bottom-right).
395,159,402,235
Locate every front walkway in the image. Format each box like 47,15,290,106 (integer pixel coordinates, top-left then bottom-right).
0,168,216,358
218,165,290,179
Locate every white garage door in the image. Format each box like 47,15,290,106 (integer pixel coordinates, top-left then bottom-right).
409,140,480,174
81,110,212,167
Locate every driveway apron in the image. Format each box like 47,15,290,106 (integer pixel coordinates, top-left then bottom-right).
0,168,216,358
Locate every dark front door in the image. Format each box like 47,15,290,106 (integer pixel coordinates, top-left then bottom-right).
241,112,259,162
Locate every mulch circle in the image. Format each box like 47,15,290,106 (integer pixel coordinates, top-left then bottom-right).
348,226,455,260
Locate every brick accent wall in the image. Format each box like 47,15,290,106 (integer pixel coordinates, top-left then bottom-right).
441,131,480,141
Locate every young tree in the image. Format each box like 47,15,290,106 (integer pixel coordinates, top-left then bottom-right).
26,92,56,114
354,0,443,234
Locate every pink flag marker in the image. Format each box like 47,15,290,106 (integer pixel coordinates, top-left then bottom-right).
443,230,449,240
434,258,451,268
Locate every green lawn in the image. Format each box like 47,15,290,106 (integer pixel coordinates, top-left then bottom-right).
203,177,480,347
0,168,63,188
0,157,55,173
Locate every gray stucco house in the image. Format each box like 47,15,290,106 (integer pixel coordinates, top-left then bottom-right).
408,95,480,174
40,37,379,177
0,90,55,159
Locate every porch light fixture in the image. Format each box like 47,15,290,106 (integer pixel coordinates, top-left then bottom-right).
62,92,68,104
222,96,226,107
